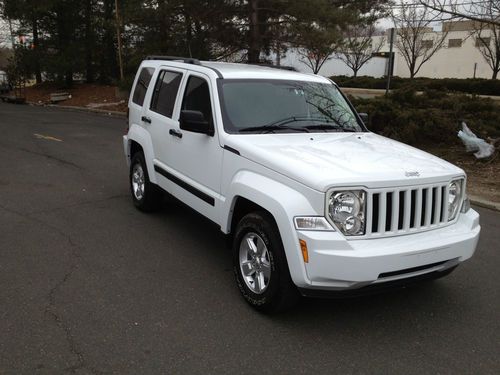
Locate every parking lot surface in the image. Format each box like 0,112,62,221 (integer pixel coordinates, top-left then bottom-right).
1,102,499,374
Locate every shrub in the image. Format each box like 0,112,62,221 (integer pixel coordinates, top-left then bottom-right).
351,88,500,146
332,75,500,96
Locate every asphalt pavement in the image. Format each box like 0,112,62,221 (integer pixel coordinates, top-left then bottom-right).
1,102,499,374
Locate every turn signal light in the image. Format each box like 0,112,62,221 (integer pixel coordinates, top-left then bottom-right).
299,239,309,263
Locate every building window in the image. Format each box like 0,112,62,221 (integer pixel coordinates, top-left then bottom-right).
422,40,434,49
476,37,491,47
448,38,462,48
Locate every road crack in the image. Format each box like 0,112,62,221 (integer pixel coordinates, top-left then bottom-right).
0,203,102,374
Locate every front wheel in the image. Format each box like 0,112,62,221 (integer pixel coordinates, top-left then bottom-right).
233,211,299,313
130,152,163,212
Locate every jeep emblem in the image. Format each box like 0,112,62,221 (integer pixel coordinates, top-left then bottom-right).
405,171,420,177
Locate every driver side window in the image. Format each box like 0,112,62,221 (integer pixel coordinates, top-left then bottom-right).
181,76,213,124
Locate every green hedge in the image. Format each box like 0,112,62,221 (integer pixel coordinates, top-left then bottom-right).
332,75,500,96
350,87,500,146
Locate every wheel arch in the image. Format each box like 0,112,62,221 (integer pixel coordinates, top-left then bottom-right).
222,171,318,288
126,124,157,184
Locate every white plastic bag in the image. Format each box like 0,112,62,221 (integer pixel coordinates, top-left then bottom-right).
457,122,494,159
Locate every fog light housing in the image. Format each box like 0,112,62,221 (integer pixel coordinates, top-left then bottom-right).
294,216,334,231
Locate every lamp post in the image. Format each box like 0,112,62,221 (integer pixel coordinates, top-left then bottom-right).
386,27,395,96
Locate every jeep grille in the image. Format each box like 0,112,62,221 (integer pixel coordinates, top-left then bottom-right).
364,183,457,238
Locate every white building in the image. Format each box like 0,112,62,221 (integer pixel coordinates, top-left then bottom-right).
281,21,496,79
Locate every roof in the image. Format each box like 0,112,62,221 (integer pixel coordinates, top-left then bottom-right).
141,57,330,83
201,61,330,83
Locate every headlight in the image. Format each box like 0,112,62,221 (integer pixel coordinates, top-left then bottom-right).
448,179,463,221
328,190,366,236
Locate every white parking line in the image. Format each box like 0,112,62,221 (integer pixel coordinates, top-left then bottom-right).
34,133,63,142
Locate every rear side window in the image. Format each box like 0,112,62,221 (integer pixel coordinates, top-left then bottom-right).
132,67,154,106
150,70,183,118
182,76,212,123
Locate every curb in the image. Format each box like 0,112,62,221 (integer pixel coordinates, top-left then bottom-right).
28,102,127,118
469,195,500,212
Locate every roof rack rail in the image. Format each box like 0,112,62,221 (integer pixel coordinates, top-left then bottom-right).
146,55,201,65
249,63,297,72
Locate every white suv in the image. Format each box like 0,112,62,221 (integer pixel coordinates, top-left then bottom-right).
123,56,480,312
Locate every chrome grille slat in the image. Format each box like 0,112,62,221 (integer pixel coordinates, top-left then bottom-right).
365,191,373,235
365,183,453,239
434,187,442,225
378,192,387,233
403,190,411,231
424,188,433,226
391,191,399,233
414,188,422,230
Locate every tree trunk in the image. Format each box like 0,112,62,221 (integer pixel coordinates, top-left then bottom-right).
185,11,192,57
85,0,94,83
31,14,42,84
114,0,124,80
314,59,320,74
353,69,358,77
493,70,498,79
99,0,117,82
247,0,260,63
65,69,73,87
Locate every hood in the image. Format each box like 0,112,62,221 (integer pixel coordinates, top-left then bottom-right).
226,132,464,191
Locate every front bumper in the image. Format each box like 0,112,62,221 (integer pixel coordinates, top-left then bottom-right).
296,208,480,291
123,135,130,166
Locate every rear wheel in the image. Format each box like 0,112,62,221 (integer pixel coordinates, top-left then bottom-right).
233,211,299,313
130,152,163,212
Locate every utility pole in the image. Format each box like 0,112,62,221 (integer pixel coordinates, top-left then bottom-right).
473,62,477,79
7,18,15,47
114,0,124,80
386,27,395,96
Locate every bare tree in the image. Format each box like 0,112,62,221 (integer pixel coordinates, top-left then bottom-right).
295,23,339,74
335,24,385,77
392,1,449,78
296,47,335,75
471,20,500,79
419,1,500,27
419,1,499,79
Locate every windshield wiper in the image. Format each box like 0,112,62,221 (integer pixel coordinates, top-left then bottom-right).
304,124,357,132
239,116,334,133
239,124,310,133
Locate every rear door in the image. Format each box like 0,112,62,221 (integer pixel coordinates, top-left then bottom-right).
143,66,186,172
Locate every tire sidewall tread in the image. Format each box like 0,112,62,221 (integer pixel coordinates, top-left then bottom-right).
130,152,162,212
233,211,298,313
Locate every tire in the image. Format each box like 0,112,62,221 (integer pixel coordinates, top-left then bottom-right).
233,211,299,313
129,152,163,212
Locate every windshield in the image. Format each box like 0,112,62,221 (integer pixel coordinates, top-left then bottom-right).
218,79,365,134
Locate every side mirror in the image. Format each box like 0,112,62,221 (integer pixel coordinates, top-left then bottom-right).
358,112,369,124
179,110,214,136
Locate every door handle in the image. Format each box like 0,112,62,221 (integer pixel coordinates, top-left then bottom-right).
169,129,183,139
141,116,151,124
